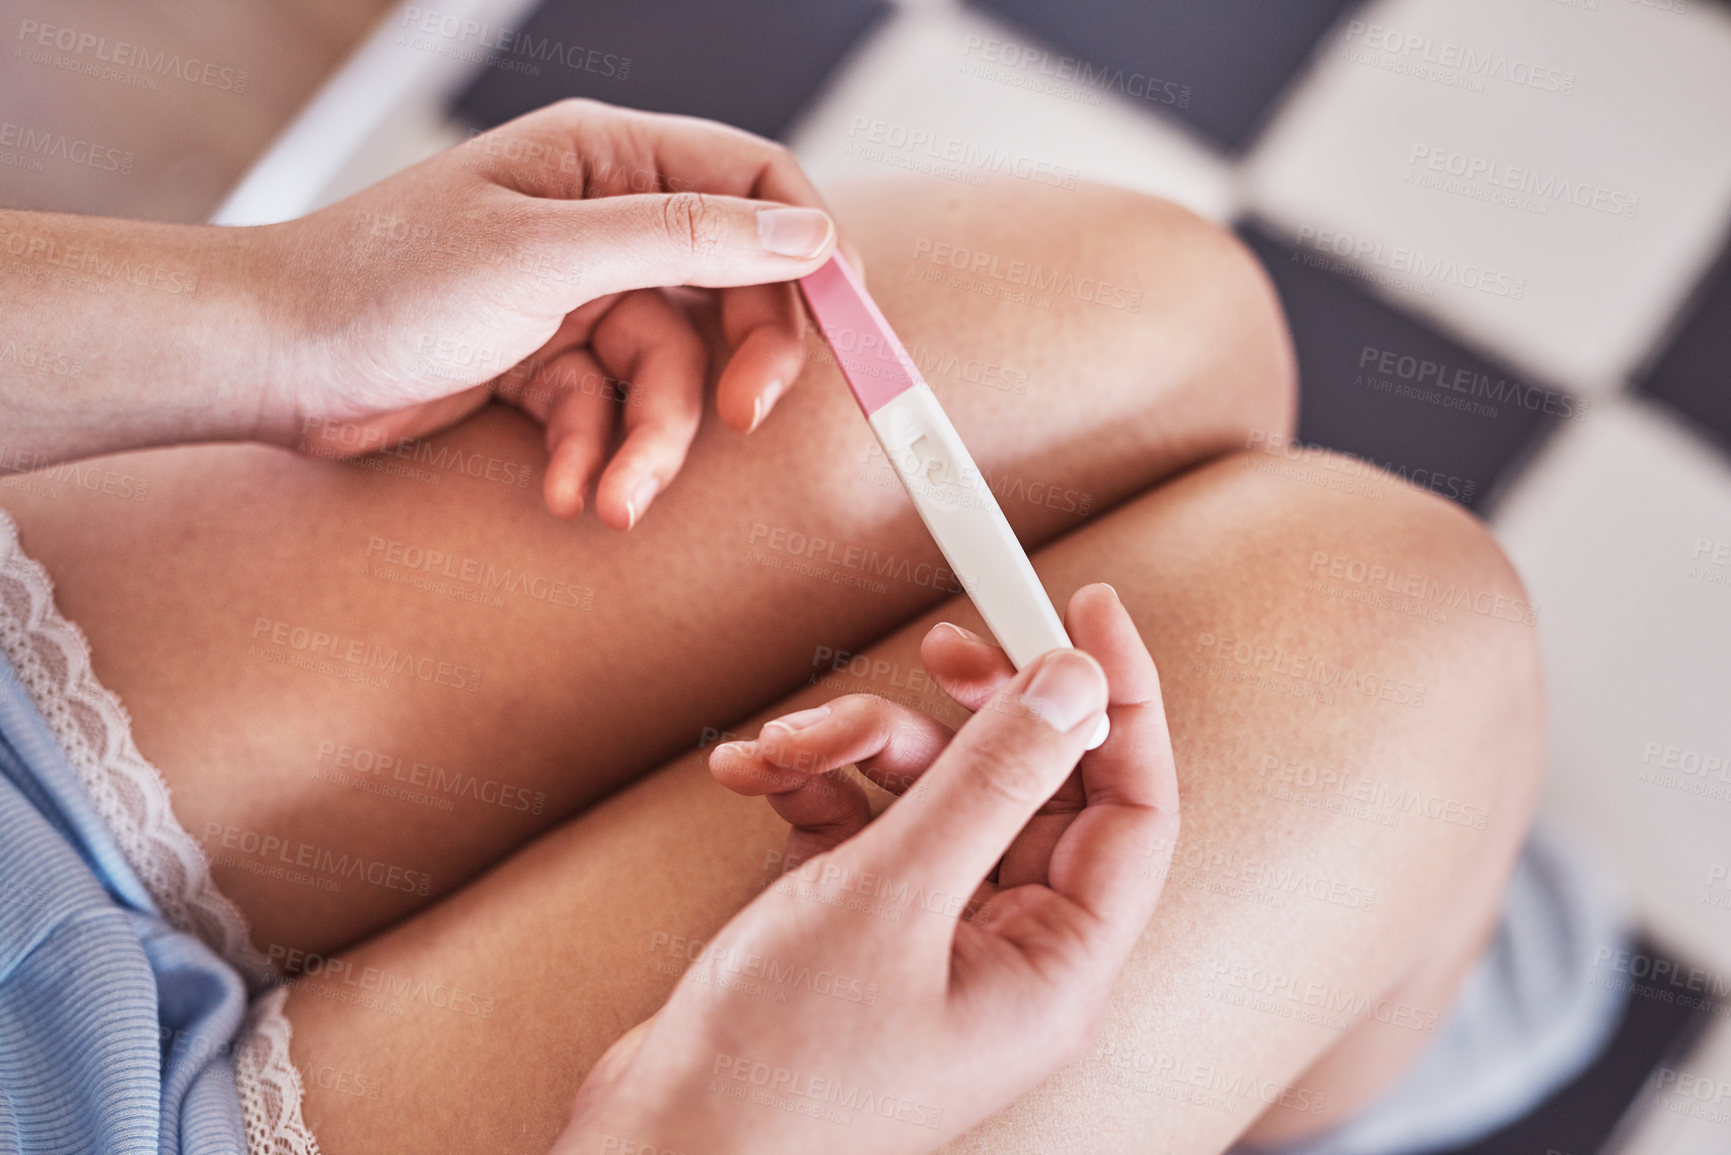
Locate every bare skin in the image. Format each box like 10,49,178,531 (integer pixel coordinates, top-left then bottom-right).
0,177,1543,1154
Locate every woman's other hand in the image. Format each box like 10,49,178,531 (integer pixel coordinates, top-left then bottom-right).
265,99,839,527
554,584,1180,1155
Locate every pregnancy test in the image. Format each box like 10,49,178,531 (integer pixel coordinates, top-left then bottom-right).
798,253,1108,749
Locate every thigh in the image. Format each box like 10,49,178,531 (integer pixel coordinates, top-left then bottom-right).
283,450,1545,1155
0,179,1293,959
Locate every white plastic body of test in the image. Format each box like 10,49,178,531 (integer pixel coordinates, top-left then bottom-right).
867,383,1108,749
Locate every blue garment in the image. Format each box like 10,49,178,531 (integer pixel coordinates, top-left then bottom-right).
0,651,248,1154
1231,823,1630,1155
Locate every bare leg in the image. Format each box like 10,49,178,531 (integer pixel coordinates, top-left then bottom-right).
0,179,1293,958
283,453,1545,1155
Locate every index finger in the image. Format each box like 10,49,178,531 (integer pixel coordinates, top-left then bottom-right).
483,98,831,211
1046,584,1181,936
847,648,1108,901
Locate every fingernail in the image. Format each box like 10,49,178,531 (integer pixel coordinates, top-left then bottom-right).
713,740,757,759
748,379,783,433
625,477,659,528
933,622,986,644
1021,651,1106,734
758,207,834,259
551,473,583,518
760,705,830,741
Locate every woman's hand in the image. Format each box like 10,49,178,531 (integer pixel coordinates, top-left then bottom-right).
554,584,1180,1155
264,98,840,527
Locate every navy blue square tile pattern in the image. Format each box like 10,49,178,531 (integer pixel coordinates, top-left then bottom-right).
1639,239,1731,456
967,0,1361,151
1239,221,1572,511
453,0,892,141
1440,937,1716,1155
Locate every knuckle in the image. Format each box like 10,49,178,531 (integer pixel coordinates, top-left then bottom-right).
1055,1014,1101,1070
659,191,724,256
835,693,904,746
958,729,1046,805
833,692,888,718
552,96,603,119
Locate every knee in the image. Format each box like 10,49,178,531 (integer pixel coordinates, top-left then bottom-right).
1078,184,1297,444
833,179,1297,449
1178,448,1545,811
1110,445,1544,837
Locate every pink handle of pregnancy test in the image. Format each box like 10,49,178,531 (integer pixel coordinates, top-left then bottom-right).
797,254,924,418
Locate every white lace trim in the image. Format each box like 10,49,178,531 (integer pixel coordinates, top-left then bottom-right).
0,510,275,989
236,988,324,1155
0,510,320,1155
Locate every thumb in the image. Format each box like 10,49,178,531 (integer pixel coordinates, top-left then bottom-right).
553,192,836,299
565,1009,659,1124
847,649,1109,901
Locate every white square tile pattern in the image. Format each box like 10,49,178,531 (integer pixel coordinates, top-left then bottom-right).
783,3,1239,222
1495,397,1731,971
1243,0,1731,395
